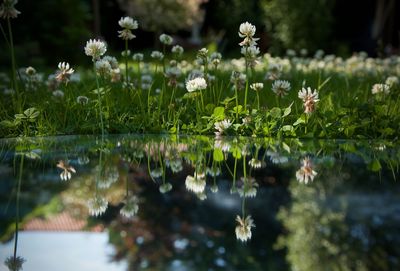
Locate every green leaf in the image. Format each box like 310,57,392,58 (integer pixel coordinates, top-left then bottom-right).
283,102,293,117
213,148,224,162
293,116,306,126
231,146,242,159
282,142,291,153
14,113,26,120
282,125,294,132
270,107,281,119
369,159,382,172
212,106,225,120
0,120,16,128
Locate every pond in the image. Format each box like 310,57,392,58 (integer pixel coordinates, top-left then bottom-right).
0,135,399,271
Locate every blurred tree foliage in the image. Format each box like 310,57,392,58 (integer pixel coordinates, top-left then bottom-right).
261,0,335,54
0,0,91,68
117,0,206,33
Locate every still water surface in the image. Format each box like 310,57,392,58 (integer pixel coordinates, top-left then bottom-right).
0,135,399,270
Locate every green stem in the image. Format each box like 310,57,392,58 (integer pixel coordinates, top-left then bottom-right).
125,40,129,86
235,86,239,122
244,56,249,110
94,66,104,138
14,154,24,259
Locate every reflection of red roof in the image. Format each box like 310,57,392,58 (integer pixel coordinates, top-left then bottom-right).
24,212,103,232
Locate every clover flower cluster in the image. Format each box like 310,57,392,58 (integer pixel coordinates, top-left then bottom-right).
118,16,138,40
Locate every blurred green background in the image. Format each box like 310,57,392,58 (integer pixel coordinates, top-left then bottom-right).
0,0,399,67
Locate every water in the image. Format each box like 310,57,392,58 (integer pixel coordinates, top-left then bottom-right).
0,135,399,271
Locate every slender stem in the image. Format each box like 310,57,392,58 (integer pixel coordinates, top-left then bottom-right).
235,86,239,122
256,91,260,110
14,154,24,258
125,40,129,87
94,65,104,137
244,56,249,110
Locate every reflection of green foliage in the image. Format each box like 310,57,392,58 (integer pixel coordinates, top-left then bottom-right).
262,0,334,53
277,161,400,271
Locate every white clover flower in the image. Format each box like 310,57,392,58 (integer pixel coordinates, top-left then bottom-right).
300,48,308,56
87,196,108,216
272,80,291,97
121,49,131,57
52,89,64,99
235,215,255,242
56,160,76,181
371,83,390,95
239,22,256,38
102,56,119,69
250,82,263,91
159,33,173,45
185,174,206,193
385,76,398,88
241,45,260,58
95,59,112,76
120,196,139,218
56,62,74,83
295,157,317,184
171,45,184,56
298,87,319,114
214,119,232,136
118,16,138,30
77,95,89,105
238,22,259,47
266,63,283,80
151,51,164,60
84,39,107,61
132,53,144,61
118,29,135,40
110,68,121,82
0,0,20,19
286,49,296,57
25,66,36,76
186,77,207,92
230,71,246,89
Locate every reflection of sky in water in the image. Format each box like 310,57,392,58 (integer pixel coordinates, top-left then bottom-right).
0,232,127,271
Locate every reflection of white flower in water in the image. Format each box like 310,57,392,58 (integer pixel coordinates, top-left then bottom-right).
150,167,163,178
235,215,255,242
159,182,173,193
210,184,219,193
4,256,25,271
238,177,258,198
77,155,90,165
56,160,76,181
96,165,119,189
195,191,207,201
166,159,183,173
296,157,317,184
87,196,108,216
248,158,265,169
206,167,221,177
214,138,231,152
185,172,206,193
120,196,139,218
267,151,289,164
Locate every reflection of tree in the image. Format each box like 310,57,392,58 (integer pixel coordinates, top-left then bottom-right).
277,159,400,271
